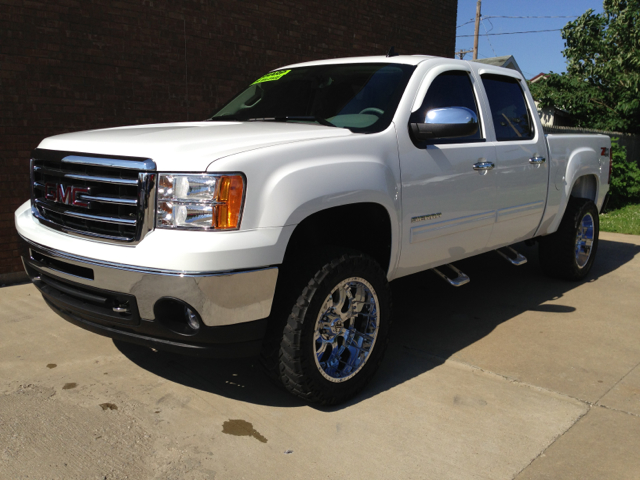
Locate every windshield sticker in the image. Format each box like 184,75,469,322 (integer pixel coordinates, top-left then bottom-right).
251,70,291,85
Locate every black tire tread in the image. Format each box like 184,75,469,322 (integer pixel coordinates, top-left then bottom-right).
277,253,392,405
539,197,599,281
259,252,327,387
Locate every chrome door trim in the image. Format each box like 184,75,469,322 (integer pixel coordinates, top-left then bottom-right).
496,200,545,223
410,210,496,244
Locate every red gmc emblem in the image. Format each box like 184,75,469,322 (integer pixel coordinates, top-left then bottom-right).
45,183,91,208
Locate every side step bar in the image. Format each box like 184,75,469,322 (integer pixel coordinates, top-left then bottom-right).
496,246,527,266
432,264,470,287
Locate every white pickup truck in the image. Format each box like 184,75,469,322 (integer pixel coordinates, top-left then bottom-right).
15,55,611,404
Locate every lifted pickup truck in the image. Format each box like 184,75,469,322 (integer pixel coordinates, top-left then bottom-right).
15,55,611,404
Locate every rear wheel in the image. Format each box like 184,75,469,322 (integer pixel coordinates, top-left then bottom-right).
539,197,599,281
273,253,391,405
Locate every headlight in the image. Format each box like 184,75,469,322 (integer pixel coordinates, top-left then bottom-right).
156,173,245,230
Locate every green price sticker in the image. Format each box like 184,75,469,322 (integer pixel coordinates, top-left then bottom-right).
251,70,291,85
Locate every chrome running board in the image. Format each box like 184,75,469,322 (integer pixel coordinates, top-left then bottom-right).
496,246,527,266
432,264,470,287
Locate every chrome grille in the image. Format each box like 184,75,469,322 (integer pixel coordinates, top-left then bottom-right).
30,149,156,244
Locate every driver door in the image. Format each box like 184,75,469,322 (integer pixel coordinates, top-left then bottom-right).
397,69,497,278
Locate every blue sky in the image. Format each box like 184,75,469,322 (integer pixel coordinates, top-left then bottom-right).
455,0,605,80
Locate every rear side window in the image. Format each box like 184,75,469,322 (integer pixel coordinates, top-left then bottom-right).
411,70,482,143
481,74,534,141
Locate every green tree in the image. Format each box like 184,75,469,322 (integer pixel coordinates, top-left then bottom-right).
529,0,640,134
608,139,640,209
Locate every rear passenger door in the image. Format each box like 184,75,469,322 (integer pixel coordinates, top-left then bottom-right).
480,73,548,248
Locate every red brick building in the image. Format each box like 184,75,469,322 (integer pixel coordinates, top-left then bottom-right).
0,0,458,283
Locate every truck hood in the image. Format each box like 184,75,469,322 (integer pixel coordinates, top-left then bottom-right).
38,121,353,171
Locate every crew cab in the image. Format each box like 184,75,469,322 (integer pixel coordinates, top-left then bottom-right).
15,55,611,404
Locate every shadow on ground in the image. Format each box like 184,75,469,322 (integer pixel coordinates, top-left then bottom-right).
115,237,640,410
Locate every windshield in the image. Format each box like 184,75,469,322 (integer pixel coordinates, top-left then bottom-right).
211,63,416,133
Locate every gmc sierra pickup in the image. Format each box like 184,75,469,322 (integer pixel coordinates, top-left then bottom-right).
15,54,611,404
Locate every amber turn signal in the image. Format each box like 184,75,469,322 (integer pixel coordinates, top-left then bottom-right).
215,175,245,229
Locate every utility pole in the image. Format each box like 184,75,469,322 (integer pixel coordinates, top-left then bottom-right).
473,0,481,60
456,49,473,60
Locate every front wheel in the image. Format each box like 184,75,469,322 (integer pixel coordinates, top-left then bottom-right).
277,253,391,405
539,197,600,281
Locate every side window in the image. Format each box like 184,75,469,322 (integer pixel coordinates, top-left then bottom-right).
410,70,482,143
481,74,534,141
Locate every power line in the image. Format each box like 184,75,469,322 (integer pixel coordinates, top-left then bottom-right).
457,29,562,37
481,18,497,56
457,15,578,28
457,18,476,28
483,15,579,19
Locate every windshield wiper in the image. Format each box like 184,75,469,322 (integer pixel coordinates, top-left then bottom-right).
208,115,240,121
209,115,337,128
273,116,337,127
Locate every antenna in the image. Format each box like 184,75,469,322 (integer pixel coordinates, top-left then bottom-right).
386,46,399,57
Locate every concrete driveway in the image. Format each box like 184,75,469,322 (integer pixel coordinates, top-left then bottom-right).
1,231,639,480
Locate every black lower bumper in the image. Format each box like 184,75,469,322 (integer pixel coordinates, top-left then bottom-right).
27,262,268,358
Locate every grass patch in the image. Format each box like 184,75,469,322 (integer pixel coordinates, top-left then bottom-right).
600,203,640,235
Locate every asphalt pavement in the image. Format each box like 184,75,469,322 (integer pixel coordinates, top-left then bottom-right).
1,231,639,479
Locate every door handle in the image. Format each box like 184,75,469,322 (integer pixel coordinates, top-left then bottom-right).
529,156,546,167
473,161,495,175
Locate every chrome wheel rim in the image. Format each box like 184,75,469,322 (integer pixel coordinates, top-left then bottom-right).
575,212,595,269
313,277,380,383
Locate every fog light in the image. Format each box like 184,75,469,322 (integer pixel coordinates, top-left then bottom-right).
153,298,202,336
185,307,201,331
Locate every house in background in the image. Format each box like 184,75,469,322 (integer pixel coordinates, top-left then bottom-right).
529,73,575,127
473,55,524,77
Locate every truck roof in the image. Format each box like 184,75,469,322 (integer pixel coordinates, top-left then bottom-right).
279,55,436,69
277,54,525,81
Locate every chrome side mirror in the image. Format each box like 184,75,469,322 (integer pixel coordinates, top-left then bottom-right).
410,106,479,141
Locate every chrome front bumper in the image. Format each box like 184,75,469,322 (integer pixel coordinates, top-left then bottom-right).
21,239,278,327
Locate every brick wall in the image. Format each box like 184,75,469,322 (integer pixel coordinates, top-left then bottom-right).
0,0,457,278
